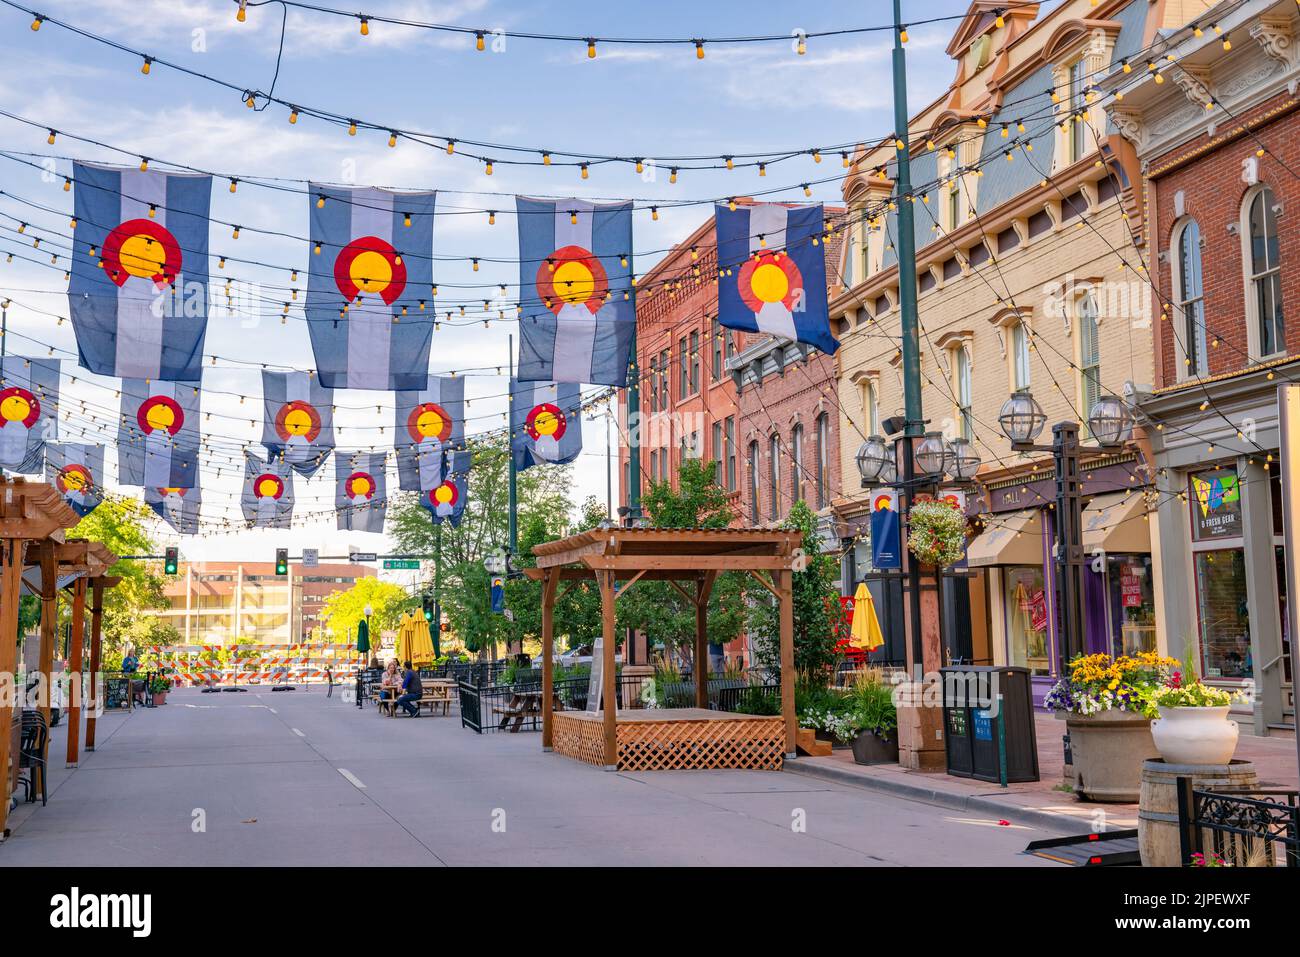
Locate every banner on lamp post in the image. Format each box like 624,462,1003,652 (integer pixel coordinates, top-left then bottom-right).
869,489,901,570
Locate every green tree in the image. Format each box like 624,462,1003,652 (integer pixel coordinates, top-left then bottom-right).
320,576,413,644
614,459,745,665
748,499,839,683
71,497,178,658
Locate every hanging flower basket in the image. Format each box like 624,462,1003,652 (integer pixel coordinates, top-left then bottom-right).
906,499,968,567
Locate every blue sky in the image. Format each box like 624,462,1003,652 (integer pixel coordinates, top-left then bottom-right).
0,0,1008,562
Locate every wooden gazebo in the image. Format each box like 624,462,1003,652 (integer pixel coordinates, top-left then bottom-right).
1,478,119,841
526,527,801,771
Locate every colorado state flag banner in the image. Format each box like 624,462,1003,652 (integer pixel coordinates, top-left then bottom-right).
423,473,467,528
0,356,59,474
69,163,211,381
509,379,582,471
335,451,387,533
45,443,104,517
394,375,469,493
306,184,436,390
117,379,199,488
715,202,838,355
147,485,200,535
262,371,334,478
241,452,294,528
515,197,634,385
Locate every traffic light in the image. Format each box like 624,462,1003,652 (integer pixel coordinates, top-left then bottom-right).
164,546,178,575
275,548,288,576
422,594,435,623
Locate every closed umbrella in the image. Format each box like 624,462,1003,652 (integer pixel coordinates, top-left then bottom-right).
394,613,413,665
356,618,370,656
408,615,436,666
849,582,884,652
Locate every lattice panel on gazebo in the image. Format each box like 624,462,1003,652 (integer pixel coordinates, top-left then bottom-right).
616,717,784,771
553,713,608,766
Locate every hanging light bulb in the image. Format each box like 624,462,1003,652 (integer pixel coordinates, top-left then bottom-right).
228,178,238,194
476,31,486,51
62,177,70,192
796,35,807,55
147,204,157,218
359,16,369,36
472,258,480,272
403,212,412,227
995,10,1005,28
141,56,152,75
569,210,578,225
484,159,494,175
46,129,56,145
237,1,247,23
31,15,44,30
1222,34,1231,51
289,107,299,124
651,206,659,221
314,241,322,255
541,151,551,165
232,225,240,239
316,194,326,208
388,131,398,147
139,157,149,172
803,183,812,197
488,210,496,225
635,158,644,174
696,39,705,59
899,25,909,43
580,163,589,179
347,119,357,136
669,167,678,183
586,38,597,58
758,162,767,176
841,151,850,167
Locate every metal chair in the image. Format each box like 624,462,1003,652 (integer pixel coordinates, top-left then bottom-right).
17,710,48,806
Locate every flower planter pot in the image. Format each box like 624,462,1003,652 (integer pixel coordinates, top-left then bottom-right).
1061,710,1158,803
153,690,168,706
1151,706,1238,766
851,729,899,765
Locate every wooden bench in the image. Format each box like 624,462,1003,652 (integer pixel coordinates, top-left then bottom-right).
416,685,451,716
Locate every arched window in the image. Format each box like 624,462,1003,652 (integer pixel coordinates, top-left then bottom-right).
1245,187,1284,357
1077,291,1101,419
791,424,805,504
747,441,760,526
954,346,973,441
768,434,782,521
815,413,830,509
862,378,880,435
1175,218,1208,377
1012,320,1031,390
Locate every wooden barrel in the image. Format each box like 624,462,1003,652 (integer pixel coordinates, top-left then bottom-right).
1138,759,1257,867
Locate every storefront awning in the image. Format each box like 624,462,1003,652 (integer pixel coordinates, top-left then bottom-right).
966,509,1043,567
1082,491,1152,554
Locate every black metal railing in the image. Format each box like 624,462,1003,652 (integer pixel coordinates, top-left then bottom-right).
1177,778,1300,867
715,681,781,715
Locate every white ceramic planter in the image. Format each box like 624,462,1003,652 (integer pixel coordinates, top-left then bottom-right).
1150,706,1238,766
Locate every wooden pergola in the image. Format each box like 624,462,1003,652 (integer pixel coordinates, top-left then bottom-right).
0,478,119,841
526,527,802,769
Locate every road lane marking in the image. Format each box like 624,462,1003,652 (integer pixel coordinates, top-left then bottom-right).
292,728,305,737
337,768,366,790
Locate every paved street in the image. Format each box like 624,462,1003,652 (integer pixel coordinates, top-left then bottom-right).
3,688,1061,866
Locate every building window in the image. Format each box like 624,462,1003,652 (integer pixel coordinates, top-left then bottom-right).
791,424,805,504
1077,291,1101,422
725,416,737,491
1175,218,1208,377
724,328,736,364
1012,320,1031,391
711,318,723,381
712,421,723,484
1245,187,1284,358
649,355,659,412
748,441,760,525
678,337,689,398
947,186,961,232
1068,58,1087,164
648,450,657,485
846,199,867,285
1005,566,1050,676
954,346,973,441
1194,549,1251,679
689,331,700,393
658,349,670,409
815,413,829,508
862,378,880,435
768,434,782,521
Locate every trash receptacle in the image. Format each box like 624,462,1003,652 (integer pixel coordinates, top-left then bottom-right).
941,665,1039,784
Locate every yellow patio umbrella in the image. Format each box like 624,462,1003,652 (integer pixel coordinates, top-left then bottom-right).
849,582,884,652
408,614,437,666
394,612,415,665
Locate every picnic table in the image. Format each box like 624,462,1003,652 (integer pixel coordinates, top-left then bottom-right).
372,681,453,717
493,689,563,733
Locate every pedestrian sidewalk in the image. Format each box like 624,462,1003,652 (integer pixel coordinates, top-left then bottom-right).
784,713,1299,835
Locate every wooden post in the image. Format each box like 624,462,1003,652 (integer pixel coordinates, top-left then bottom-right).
0,537,25,839
86,579,103,751
600,570,618,769
777,567,796,756
694,571,716,709
38,543,56,737
540,569,557,750
65,576,87,766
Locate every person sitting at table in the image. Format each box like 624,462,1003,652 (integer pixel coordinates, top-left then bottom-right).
394,661,422,718
380,660,401,691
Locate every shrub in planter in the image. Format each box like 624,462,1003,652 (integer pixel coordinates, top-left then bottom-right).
149,676,170,705
845,670,899,765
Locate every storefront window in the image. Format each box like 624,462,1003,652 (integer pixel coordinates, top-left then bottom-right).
1194,549,1251,679
1004,566,1050,676
1109,555,1155,656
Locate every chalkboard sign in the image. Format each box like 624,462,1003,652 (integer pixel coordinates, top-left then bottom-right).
104,676,131,710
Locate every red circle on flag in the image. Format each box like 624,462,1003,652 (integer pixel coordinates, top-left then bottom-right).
428,481,458,508
56,463,93,495
525,403,566,441
101,218,182,288
137,395,184,435
345,471,376,500
274,400,322,443
253,473,285,499
334,236,407,305
737,251,802,313
535,245,607,315
0,386,40,428
406,402,452,444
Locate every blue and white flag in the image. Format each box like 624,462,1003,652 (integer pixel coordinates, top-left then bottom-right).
147,484,200,535
117,379,199,488
69,163,211,381
516,197,634,385
262,371,334,478
0,356,59,474
715,202,837,354
394,375,469,492
45,443,104,518
335,450,387,534
422,473,467,528
241,452,294,528
510,379,582,471
306,184,436,390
